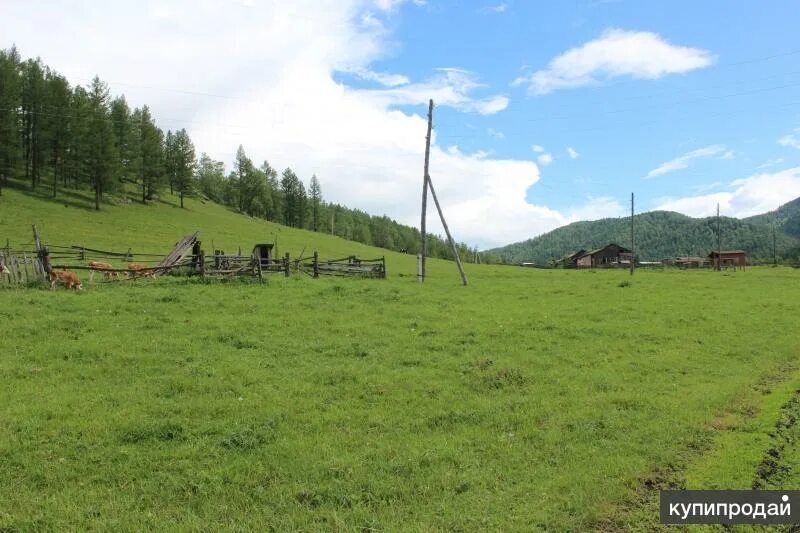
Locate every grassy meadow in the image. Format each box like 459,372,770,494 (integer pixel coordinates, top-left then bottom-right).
2,184,800,530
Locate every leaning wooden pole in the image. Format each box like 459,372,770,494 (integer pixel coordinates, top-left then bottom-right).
419,99,433,282
630,192,635,276
427,175,468,286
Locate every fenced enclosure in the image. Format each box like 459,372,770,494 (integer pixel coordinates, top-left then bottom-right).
298,252,386,278
2,226,386,288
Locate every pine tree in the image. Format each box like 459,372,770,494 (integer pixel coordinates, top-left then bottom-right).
164,130,177,195
234,145,250,212
44,71,71,197
134,106,164,203
309,174,322,231
0,46,21,196
110,95,134,183
172,129,196,208
21,58,46,189
86,76,117,210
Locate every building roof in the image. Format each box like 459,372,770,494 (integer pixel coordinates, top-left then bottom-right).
577,243,632,258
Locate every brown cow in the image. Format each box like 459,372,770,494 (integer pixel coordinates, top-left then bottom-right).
128,262,156,278
50,270,83,290
88,261,117,282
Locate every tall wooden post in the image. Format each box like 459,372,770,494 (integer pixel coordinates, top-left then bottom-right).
716,203,721,271
630,192,635,276
284,252,290,277
773,216,777,266
419,99,433,282
199,250,205,279
427,175,468,286
313,250,319,278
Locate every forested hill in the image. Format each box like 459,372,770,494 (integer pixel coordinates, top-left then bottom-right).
489,197,800,265
0,46,488,264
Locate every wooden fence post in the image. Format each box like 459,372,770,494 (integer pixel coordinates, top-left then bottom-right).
313,251,319,278
382,256,386,278
39,246,51,279
284,252,290,277
199,250,205,279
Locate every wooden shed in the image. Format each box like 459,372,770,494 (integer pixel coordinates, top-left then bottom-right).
252,243,275,266
708,250,747,269
575,244,633,268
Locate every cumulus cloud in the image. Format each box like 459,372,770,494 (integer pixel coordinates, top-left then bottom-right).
645,144,728,179
655,167,800,217
566,146,579,159
514,28,715,95
0,0,607,248
532,144,545,153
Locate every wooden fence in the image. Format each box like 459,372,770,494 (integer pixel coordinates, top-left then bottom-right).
298,252,386,278
0,249,48,285
2,228,383,287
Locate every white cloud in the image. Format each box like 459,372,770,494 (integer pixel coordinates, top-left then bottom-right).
655,167,800,218
359,68,509,115
567,146,579,159
645,144,728,179
532,144,545,153
487,128,505,139
0,0,574,248
514,28,715,95
779,129,800,149
537,153,554,166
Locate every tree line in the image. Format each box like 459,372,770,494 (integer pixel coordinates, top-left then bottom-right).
490,207,800,265
0,46,500,263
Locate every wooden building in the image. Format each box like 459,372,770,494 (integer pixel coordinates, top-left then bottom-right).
575,244,633,268
708,250,747,269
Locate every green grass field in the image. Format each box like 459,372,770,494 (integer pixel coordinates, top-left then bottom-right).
2,184,800,531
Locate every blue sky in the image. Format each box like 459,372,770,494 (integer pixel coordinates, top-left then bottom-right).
348,0,800,215
3,0,800,247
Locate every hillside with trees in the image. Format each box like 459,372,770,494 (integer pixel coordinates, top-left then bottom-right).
0,46,489,263
490,197,800,265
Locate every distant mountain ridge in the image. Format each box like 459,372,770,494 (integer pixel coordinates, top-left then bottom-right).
489,197,800,265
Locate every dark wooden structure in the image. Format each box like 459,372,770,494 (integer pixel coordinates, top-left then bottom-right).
709,250,747,270
674,256,710,268
557,249,587,268
575,244,633,268
300,252,386,278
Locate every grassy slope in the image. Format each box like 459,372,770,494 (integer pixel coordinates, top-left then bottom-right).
2,185,800,530
0,182,425,276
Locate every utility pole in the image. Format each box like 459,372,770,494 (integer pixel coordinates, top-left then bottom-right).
630,192,635,276
716,203,722,271
773,214,777,267
419,99,433,282
427,175,468,286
